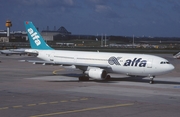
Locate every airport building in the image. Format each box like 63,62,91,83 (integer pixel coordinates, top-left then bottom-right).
0,20,27,43
0,20,180,49
41,26,71,41
0,30,27,42
0,26,72,42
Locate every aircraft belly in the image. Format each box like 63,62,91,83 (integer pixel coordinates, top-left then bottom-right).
111,66,128,74
128,67,145,76
115,65,145,75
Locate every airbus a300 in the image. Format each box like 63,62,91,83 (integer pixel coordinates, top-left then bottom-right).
24,21,174,84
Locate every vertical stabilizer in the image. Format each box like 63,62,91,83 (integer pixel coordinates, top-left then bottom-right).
24,21,53,50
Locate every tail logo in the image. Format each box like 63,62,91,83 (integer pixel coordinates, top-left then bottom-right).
27,28,41,46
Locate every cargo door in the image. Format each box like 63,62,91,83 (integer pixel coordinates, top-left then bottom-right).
47,52,54,62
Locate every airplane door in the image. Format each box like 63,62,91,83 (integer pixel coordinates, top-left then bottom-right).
147,59,153,68
47,53,54,62
74,55,77,63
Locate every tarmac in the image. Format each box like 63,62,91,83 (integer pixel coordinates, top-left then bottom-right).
0,54,180,117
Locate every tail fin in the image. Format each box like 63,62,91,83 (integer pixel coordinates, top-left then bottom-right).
24,21,53,50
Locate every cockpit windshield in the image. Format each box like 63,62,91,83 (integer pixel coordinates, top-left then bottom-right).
160,61,170,64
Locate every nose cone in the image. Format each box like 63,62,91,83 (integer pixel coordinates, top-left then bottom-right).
156,64,175,75
169,64,175,71
163,64,175,73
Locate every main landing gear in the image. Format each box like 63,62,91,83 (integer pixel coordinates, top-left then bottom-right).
149,76,155,84
78,75,111,81
105,75,111,81
79,76,89,81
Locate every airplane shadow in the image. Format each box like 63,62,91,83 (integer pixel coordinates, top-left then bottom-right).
48,73,180,85
99,77,180,85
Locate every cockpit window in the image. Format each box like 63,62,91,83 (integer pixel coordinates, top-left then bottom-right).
160,61,170,64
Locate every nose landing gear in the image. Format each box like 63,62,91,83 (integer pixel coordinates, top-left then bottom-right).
149,76,155,84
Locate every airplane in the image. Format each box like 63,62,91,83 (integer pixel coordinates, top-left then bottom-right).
0,48,27,56
24,21,174,84
173,51,180,59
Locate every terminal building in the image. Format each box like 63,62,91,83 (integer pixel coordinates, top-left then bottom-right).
41,26,71,41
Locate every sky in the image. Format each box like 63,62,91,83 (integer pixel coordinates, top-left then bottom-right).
1,0,180,37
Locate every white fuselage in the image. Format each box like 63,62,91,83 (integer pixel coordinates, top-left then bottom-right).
36,50,174,77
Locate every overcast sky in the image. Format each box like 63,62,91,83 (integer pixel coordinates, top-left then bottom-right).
1,0,180,37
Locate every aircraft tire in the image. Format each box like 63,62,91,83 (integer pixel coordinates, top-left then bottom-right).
149,80,154,84
79,76,89,81
105,75,111,80
149,76,155,84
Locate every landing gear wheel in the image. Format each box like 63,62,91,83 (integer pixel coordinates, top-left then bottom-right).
149,80,154,84
105,75,111,80
78,76,83,81
149,76,155,84
79,76,89,81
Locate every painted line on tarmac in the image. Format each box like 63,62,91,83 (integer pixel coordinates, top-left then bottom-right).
27,104,37,107
0,107,9,110
60,100,68,103
70,99,78,102
49,101,58,104
13,105,23,108
0,98,89,111
30,103,134,117
52,68,65,75
38,102,48,105
80,98,88,100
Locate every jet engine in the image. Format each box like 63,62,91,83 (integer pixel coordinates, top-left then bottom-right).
86,68,107,80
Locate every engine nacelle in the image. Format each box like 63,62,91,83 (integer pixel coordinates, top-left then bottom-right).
87,68,107,80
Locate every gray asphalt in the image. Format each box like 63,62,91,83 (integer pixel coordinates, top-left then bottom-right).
0,54,180,117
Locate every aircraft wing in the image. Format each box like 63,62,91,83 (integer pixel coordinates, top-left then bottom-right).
19,60,60,65
19,60,111,69
0,48,28,56
56,61,111,69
